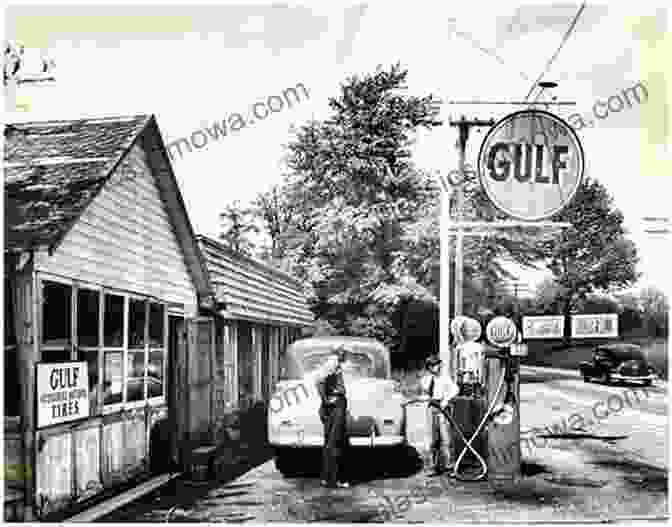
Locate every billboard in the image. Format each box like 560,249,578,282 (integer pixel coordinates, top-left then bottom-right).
37,362,89,428
522,315,565,339
571,314,618,339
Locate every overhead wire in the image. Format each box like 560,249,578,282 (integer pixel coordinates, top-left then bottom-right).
523,2,587,102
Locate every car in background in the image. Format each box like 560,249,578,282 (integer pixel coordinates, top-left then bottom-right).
267,336,406,477
579,343,657,386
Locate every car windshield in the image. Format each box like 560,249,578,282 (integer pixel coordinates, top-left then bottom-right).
303,350,375,378
599,346,645,361
287,343,389,379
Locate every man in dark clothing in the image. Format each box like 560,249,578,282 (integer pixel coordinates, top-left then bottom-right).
316,346,350,488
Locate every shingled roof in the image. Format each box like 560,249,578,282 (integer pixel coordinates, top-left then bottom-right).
4,115,150,252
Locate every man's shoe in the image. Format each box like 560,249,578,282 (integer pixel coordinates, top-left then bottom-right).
320,480,329,487
336,481,350,488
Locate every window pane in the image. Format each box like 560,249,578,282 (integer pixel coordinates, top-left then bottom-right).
42,348,72,363
78,348,99,415
149,303,164,348
126,351,145,402
77,289,99,347
42,281,71,347
103,351,123,405
148,350,164,398
129,299,146,349
104,295,124,347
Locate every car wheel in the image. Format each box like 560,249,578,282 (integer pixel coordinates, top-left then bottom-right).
602,373,611,385
583,376,590,383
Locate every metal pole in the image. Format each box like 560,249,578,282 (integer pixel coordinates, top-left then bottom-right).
440,185,454,377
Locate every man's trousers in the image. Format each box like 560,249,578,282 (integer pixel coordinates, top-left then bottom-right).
428,403,453,472
319,397,348,485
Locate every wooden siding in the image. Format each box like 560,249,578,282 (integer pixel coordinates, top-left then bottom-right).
197,236,313,327
35,144,197,315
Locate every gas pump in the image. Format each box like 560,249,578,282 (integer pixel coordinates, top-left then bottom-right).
427,316,522,483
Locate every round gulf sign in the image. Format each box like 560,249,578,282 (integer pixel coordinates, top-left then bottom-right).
477,109,585,221
486,317,518,348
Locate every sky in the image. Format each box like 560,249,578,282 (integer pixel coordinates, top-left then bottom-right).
4,1,671,295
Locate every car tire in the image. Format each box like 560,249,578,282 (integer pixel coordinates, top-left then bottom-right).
583,376,590,383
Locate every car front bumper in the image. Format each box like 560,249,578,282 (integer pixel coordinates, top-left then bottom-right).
610,373,656,383
270,434,405,448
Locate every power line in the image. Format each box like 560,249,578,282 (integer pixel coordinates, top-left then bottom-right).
523,2,587,101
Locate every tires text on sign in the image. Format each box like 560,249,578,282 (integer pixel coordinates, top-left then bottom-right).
522,315,565,339
477,109,585,221
571,314,618,339
37,362,89,428
486,316,518,348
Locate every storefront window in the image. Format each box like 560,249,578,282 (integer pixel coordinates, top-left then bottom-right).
42,281,71,348
103,351,123,405
77,289,99,347
126,351,145,402
148,350,164,398
104,295,124,347
129,299,147,349
149,303,164,348
78,348,99,414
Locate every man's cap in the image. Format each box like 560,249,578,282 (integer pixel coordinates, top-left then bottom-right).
425,355,442,368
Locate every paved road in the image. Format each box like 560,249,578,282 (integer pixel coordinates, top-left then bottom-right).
102,367,668,522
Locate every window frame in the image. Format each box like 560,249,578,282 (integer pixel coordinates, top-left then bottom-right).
37,272,168,417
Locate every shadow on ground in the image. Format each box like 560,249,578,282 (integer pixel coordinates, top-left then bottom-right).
275,444,424,483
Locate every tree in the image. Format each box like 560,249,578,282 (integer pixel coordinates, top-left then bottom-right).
638,286,669,337
537,176,639,322
252,184,295,262
277,63,443,352
219,200,259,255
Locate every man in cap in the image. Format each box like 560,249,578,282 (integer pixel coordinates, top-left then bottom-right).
420,355,459,475
316,345,350,488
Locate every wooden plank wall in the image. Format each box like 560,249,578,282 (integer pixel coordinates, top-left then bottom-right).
34,144,197,315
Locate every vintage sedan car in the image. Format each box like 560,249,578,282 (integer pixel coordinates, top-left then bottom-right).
579,343,657,385
267,336,406,476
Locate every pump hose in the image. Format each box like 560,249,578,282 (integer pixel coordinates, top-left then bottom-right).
404,364,508,482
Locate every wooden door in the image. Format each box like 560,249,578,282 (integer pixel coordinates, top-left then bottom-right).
168,316,186,463
237,322,253,410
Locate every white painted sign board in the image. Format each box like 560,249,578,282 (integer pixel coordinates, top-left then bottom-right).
571,314,618,338
523,315,565,339
37,361,89,428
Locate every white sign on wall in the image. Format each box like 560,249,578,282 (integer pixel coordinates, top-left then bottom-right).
571,314,618,339
37,362,89,428
523,315,565,339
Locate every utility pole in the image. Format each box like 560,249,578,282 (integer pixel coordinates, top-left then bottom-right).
444,116,495,380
